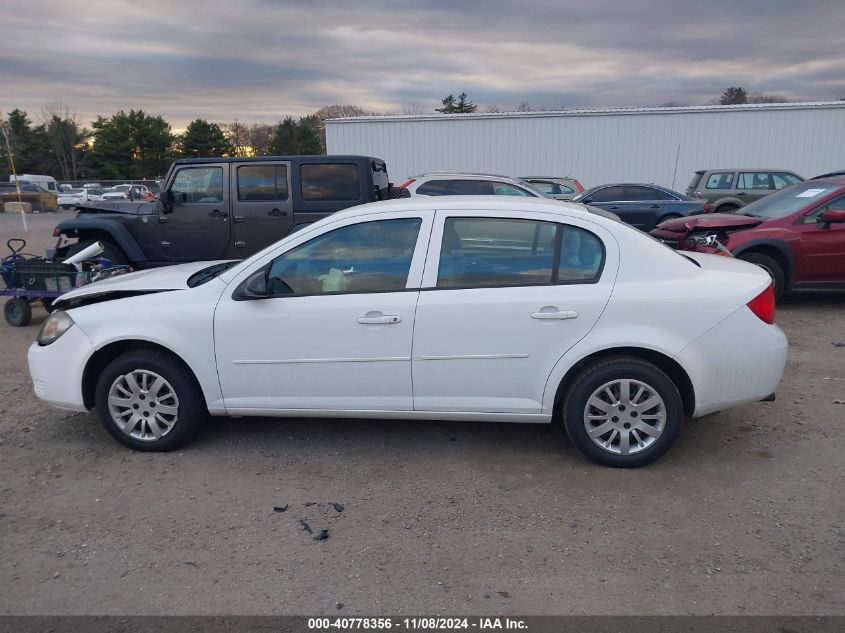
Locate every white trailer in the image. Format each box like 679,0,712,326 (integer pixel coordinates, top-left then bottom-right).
326,102,845,191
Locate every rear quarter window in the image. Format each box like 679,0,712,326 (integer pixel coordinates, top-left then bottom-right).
300,163,360,201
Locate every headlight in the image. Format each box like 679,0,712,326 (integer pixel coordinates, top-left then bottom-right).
37,310,75,346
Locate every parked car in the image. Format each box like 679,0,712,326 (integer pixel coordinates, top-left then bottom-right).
9,173,59,194
52,155,406,268
400,172,621,222
810,170,845,180
401,173,545,197
57,187,104,209
521,177,585,200
650,177,845,299
571,183,707,230
686,169,803,214
0,183,58,212
102,184,154,201
30,196,786,467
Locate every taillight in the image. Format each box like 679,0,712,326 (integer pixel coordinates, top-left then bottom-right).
747,284,775,324
399,179,415,189
703,203,712,212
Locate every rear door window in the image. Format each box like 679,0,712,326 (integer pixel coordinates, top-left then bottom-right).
626,186,664,201
238,164,289,201
738,172,773,190
588,186,626,202
447,180,495,195
300,163,360,201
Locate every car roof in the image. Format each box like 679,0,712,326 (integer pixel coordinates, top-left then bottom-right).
173,155,381,165
521,176,579,181
696,168,802,173
804,175,845,185
413,172,523,183
328,195,613,225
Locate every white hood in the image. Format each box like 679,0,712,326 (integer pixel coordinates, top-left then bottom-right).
54,260,234,306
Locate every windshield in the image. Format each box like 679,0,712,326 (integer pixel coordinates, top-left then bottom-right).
738,182,841,219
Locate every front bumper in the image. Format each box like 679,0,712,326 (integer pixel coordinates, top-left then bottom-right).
27,324,92,412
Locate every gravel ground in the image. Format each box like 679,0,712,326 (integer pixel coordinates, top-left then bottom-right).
1,212,844,615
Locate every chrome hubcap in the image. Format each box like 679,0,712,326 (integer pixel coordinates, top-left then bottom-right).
583,379,666,455
107,370,179,441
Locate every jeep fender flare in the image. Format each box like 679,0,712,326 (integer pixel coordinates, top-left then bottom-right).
732,239,795,289
54,218,148,262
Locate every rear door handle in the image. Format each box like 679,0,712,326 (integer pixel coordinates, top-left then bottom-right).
650,204,660,209
532,310,579,320
736,192,747,196
607,206,618,210
357,312,402,325
209,209,226,218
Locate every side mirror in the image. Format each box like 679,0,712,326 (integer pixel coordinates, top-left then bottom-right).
159,190,173,213
819,208,845,227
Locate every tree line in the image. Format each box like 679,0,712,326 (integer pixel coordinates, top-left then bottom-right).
0,104,378,181
1,87,831,181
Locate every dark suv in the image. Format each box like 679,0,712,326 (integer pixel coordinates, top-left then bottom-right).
53,155,403,267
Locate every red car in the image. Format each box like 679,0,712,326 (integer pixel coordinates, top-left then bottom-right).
650,177,845,299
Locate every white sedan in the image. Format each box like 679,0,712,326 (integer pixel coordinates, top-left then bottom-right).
28,197,787,467
57,187,104,209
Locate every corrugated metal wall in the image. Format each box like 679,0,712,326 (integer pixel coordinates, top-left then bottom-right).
326,103,845,191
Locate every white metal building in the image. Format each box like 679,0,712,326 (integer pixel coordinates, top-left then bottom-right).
326,102,845,191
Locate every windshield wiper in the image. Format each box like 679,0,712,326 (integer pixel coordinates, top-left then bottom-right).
187,261,238,287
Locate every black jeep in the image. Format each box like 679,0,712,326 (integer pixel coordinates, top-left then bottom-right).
53,155,406,267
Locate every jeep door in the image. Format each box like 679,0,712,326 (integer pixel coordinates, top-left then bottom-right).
231,162,294,254
162,164,232,260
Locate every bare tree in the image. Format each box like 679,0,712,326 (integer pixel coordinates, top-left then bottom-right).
402,103,424,115
248,123,274,156
747,93,792,104
39,102,90,180
517,102,535,112
485,105,501,113
224,119,251,156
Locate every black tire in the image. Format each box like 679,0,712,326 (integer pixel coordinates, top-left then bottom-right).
60,239,128,265
94,349,207,451
387,185,411,199
4,298,32,326
562,356,683,468
738,252,785,300
715,204,738,214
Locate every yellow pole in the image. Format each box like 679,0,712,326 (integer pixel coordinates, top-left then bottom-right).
0,116,28,233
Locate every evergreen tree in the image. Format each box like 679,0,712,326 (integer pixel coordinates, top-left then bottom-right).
180,119,233,157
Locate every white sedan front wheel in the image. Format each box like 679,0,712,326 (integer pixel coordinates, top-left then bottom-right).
95,350,206,451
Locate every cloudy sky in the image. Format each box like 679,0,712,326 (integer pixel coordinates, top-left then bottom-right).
2,0,844,129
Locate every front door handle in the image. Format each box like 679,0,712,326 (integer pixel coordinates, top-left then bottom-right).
607,206,618,210
357,312,402,325
531,309,579,320
209,209,226,218
650,204,660,209
736,192,747,196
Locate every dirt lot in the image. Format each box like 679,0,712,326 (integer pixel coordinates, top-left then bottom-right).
1,212,844,615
